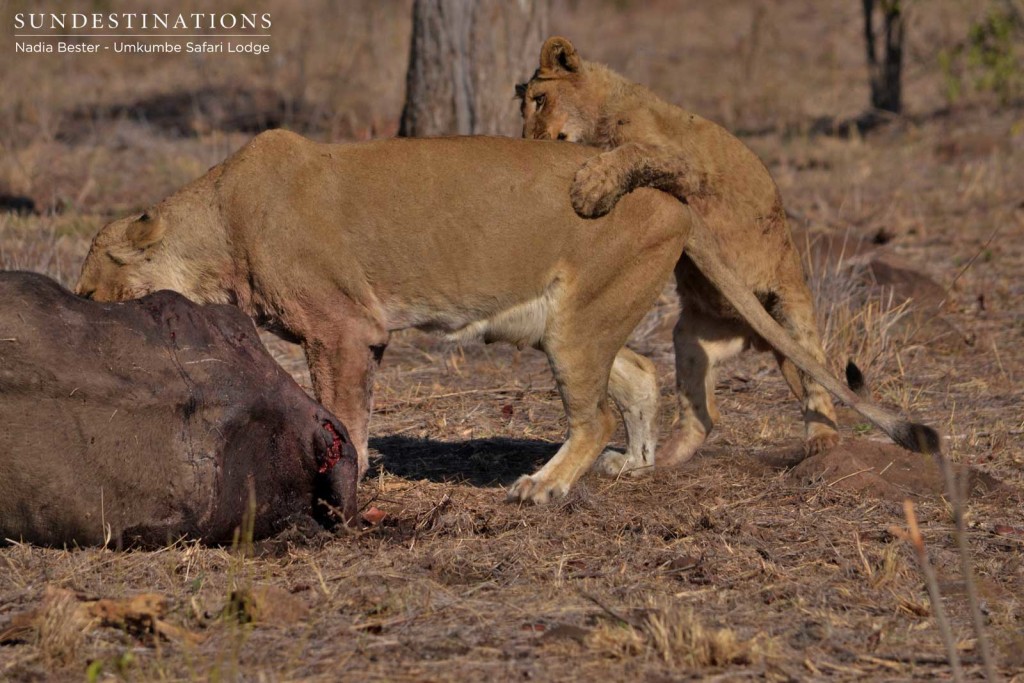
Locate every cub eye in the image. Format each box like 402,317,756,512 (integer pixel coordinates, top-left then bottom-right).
533,94,546,110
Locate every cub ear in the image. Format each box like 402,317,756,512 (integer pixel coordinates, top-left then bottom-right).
514,82,527,100
540,36,580,74
125,210,166,250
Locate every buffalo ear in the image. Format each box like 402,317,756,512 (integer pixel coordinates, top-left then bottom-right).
540,36,580,74
125,210,166,250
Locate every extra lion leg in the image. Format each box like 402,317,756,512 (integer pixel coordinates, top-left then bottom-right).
659,310,745,467
570,142,711,219
302,314,388,481
593,347,659,477
773,287,839,457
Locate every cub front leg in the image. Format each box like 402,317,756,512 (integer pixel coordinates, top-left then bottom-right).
571,142,711,219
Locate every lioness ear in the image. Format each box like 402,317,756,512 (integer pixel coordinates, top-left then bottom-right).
125,210,166,250
540,36,580,74
514,82,527,100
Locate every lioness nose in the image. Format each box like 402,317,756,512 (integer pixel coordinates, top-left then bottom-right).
556,132,567,141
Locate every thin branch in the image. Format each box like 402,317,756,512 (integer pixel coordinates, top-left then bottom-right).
933,455,1000,681
903,500,965,683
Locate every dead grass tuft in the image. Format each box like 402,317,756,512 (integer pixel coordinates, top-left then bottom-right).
33,587,89,668
587,622,646,659
642,600,747,669
805,234,915,379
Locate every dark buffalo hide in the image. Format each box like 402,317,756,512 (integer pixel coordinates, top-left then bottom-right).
0,272,357,547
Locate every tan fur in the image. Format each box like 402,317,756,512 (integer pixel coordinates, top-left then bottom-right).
518,36,941,463
76,131,691,504
519,36,840,462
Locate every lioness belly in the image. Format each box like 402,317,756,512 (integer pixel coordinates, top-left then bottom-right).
442,288,554,349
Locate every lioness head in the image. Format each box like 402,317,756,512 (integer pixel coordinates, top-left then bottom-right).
77,211,169,301
517,36,604,143
76,208,226,304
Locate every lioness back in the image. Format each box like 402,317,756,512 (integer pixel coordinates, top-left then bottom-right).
216,131,684,335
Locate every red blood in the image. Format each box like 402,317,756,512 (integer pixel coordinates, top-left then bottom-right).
319,420,344,474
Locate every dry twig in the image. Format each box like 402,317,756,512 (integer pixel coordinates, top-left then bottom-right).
902,500,964,683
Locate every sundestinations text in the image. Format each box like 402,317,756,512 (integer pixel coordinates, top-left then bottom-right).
14,13,271,31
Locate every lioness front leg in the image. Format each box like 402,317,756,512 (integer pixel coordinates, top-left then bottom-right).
507,293,626,504
302,315,388,481
571,142,711,219
507,344,617,504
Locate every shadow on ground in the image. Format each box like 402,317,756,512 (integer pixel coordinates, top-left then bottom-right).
370,431,1010,505
369,435,559,487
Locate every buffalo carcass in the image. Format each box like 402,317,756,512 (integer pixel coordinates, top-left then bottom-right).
0,272,357,547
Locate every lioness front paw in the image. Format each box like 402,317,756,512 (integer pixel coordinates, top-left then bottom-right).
506,474,570,504
592,448,651,477
571,155,628,218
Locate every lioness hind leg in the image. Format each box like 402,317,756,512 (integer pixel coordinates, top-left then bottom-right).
507,339,617,504
659,310,745,467
773,293,839,457
594,347,658,477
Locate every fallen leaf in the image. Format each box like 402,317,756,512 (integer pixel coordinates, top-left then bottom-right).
362,506,386,525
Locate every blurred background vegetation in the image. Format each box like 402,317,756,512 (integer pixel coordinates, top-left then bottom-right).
0,0,1020,218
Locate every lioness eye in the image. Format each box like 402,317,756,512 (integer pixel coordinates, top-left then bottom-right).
534,94,546,110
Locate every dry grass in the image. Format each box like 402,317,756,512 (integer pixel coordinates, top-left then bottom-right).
2,0,1024,680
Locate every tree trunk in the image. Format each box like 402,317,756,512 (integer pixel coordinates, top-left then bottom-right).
399,0,548,137
863,0,906,114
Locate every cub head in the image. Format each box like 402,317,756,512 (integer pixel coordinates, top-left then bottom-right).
516,36,602,144
76,209,183,302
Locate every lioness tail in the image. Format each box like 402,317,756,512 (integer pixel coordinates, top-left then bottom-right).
685,228,940,455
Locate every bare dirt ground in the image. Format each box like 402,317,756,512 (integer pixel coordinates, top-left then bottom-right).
1,1,1023,680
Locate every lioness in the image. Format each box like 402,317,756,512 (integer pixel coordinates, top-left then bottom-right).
517,36,844,465
77,131,690,504
77,132,937,506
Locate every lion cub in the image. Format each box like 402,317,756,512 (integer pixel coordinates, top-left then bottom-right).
518,36,841,464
